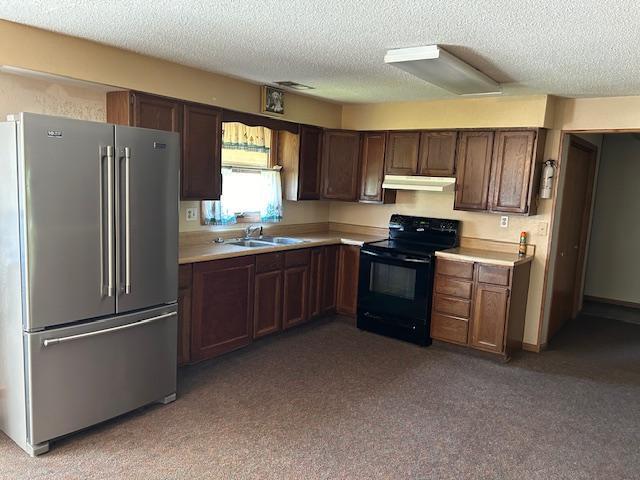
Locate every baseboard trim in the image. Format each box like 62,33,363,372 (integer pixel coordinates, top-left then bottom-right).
522,342,547,353
584,295,640,310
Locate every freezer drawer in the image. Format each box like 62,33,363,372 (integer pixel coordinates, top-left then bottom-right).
24,305,177,445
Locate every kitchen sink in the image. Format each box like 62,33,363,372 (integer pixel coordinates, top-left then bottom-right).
258,236,307,245
227,239,277,248
226,236,308,248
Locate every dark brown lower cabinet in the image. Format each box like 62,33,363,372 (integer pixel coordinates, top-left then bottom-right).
470,283,509,353
191,257,254,361
321,245,339,314
337,245,360,317
177,264,193,366
430,257,531,360
308,248,324,319
253,253,284,338
183,244,355,362
283,250,310,329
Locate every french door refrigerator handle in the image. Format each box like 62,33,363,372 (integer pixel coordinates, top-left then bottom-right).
124,146,132,295
104,145,115,297
42,312,177,347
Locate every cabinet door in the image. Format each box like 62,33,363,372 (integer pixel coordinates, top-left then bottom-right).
359,132,395,204
384,131,420,175
132,92,182,132
254,270,283,338
177,264,193,366
470,283,509,353
191,257,254,361
298,125,323,200
454,131,494,211
283,265,310,329
418,131,457,176
322,130,361,201
336,245,360,317
321,245,339,313
182,103,222,200
308,248,324,319
489,130,537,214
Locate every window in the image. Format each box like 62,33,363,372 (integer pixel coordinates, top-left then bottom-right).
201,123,283,225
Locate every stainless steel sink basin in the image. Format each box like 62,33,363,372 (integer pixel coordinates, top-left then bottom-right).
226,236,308,248
227,239,277,248
258,236,307,245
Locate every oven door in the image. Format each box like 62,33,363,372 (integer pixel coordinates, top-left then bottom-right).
357,249,433,321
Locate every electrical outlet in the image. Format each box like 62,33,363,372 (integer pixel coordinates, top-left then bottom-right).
537,221,548,236
186,207,198,222
500,216,509,228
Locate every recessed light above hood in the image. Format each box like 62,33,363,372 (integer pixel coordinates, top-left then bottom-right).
382,175,456,192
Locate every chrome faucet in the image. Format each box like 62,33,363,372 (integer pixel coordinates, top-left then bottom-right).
244,224,263,239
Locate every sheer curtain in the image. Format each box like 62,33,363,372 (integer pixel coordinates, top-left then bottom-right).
202,167,283,225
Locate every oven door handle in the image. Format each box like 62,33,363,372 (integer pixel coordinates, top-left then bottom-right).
361,249,431,264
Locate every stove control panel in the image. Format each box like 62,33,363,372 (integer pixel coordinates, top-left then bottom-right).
389,215,459,233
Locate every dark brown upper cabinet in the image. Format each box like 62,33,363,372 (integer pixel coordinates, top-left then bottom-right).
321,129,361,201
107,91,182,134
359,132,396,204
418,131,457,176
489,129,546,215
182,103,222,200
106,91,223,201
278,125,323,201
454,131,495,211
384,131,420,175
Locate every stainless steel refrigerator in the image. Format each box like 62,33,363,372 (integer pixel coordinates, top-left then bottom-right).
0,113,179,456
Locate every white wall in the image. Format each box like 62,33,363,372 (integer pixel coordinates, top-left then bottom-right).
584,134,640,304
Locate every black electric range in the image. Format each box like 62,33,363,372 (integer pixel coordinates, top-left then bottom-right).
357,214,460,346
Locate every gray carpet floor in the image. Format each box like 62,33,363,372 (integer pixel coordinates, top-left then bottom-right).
1,315,639,480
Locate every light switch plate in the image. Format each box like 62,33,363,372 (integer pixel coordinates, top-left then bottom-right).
186,207,198,222
500,216,509,228
537,221,548,236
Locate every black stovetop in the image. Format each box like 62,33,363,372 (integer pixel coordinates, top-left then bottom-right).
363,214,460,257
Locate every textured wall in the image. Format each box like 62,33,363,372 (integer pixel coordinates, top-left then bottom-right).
0,71,106,121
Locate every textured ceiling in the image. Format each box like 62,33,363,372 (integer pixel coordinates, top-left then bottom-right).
2,0,640,103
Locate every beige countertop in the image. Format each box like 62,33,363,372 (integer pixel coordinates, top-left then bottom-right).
179,231,386,264
435,247,534,267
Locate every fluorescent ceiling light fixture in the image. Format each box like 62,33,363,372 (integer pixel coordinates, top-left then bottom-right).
384,45,501,95
275,81,315,91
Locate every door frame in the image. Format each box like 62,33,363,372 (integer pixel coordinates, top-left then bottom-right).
539,132,600,344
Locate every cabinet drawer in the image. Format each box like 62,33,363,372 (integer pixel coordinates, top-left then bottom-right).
255,252,283,273
285,249,311,268
435,275,473,299
478,264,511,286
436,258,474,279
433,294,471,318
431,313,468,345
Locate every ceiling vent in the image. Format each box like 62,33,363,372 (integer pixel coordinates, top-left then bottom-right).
274,81,315,91
384,45,501,95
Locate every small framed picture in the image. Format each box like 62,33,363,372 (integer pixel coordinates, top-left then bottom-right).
261,86,285,116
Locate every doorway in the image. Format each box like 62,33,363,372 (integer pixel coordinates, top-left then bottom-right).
547,135,598,340
546,132,640,342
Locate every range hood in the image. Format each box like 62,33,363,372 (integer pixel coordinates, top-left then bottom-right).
382,175,456,192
